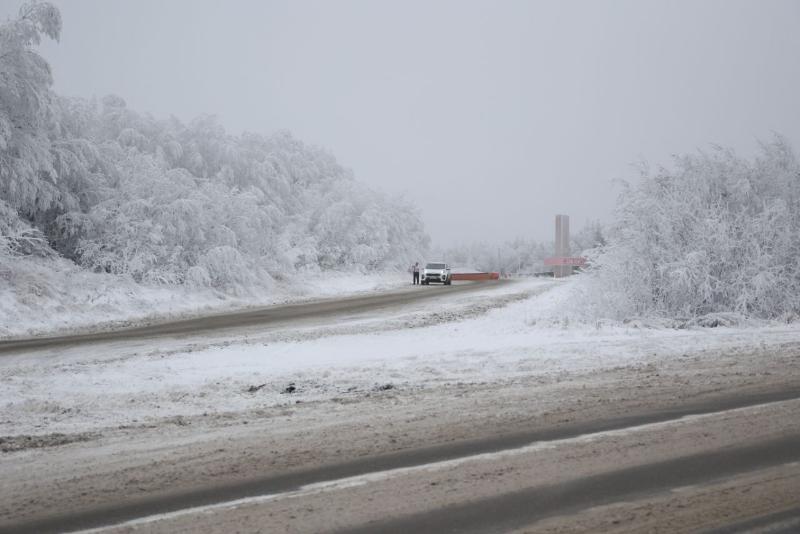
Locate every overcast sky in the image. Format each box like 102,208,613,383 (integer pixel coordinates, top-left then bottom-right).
4,0,800,245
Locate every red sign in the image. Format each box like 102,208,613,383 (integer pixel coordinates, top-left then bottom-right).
544,257,586,267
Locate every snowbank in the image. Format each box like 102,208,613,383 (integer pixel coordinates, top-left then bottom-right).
0,256,408,339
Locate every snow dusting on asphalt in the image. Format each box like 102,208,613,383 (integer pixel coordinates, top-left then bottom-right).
3,277,800,437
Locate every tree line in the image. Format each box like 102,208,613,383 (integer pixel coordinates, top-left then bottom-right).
0,2,429,293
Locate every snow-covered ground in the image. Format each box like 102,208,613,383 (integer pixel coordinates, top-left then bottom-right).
0,258,410,339
3,277,800,437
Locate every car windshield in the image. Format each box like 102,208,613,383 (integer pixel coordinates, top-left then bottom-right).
426,263,446,269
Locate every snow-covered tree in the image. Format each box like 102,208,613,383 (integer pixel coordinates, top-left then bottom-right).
432,237,553,275
583,137,800,320
0,2,430,292
0,1,63,219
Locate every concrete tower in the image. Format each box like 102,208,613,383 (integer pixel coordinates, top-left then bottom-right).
554,214,571,278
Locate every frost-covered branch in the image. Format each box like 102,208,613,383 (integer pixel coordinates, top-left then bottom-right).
582,137,800,321
0,3,429,294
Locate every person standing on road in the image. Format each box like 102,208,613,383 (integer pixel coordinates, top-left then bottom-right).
413,262,420,285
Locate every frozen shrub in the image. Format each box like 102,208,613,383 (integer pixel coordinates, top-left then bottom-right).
583,138,800,320
199,246,256,291
185,265,212,288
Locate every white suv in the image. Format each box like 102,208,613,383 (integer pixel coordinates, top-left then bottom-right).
422,262,451,285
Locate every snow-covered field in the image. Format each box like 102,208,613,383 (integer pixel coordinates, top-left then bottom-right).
3,277,800,438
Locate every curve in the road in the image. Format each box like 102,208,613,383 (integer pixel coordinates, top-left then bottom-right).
0,280,510,354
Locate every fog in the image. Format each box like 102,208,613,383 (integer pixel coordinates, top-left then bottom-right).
5,0,800,245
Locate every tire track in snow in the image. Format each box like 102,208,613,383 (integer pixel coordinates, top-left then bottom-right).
8,387,800,534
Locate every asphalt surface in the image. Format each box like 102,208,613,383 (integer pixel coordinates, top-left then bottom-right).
4,281,798,533
706,508,800,534
7,387,800,534
341,434,800,534
0,281,501,354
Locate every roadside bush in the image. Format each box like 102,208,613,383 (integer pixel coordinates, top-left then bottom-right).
582,137,800,320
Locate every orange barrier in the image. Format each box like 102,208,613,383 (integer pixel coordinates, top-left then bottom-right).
451,272,500,281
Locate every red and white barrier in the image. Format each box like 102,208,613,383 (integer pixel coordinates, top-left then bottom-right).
451,272,500,281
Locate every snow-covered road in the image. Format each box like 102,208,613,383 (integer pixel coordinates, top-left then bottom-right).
1,279,548,434
3,277,798,436
2,277,800,532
